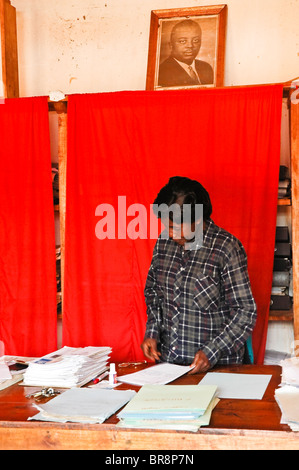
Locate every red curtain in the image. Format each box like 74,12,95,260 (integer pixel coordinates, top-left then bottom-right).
63,85,282,364
0,97,57,357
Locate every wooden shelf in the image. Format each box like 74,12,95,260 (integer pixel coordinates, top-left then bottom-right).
277,198,291,206
269,308,293,322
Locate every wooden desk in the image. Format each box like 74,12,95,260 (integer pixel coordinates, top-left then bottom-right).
0,363,299,450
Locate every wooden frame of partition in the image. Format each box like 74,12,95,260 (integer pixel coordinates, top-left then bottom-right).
0,0,19,98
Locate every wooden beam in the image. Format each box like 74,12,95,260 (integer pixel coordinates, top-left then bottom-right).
56,107,67,311
0,0,19,98
1,423,299,450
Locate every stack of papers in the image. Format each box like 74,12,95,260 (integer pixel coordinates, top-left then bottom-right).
23,346,111,388
273,357,299,431
117,384,218,432
275,385,299,431
280,357,299,386
0,359,28,391
0,362,12,382
29,387,136,424
118,362,194,386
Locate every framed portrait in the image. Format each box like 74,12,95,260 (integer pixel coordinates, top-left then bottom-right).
146,5,227,90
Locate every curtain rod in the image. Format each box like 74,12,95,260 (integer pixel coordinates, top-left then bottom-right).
48,79,298,113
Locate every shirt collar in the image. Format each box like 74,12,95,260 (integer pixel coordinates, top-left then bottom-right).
159,219,215,252
173,58,196,73
185,219,214,251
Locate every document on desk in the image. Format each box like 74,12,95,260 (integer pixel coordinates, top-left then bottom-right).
117,396,220,432
117,384,219,432
0,362,12,382
198,372,272,399
29,387,136,424
118,362,194,386
118,384,217,418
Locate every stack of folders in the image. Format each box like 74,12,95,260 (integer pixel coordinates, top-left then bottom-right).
275,357,299,431
23,346,111,388
117,384,218,432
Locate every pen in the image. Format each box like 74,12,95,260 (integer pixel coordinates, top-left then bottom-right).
93,371,109,384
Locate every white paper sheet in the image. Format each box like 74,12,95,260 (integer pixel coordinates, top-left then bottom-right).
198,372,272,399
118,362,194,386
0,362,12,382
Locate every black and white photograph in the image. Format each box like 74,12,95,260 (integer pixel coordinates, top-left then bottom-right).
146,6,227,90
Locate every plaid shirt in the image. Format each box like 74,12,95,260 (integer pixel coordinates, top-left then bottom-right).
144,219,257,367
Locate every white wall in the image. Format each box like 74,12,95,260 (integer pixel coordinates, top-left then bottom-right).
12,0,299,97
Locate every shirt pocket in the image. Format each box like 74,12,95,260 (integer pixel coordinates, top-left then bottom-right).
193,274,220,312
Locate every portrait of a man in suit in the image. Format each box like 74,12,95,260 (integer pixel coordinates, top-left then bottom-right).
158,19,214,88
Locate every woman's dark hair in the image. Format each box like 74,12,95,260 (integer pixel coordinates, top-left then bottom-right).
153,176,212,222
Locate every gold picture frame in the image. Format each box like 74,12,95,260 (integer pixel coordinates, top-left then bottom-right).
146,5,227,90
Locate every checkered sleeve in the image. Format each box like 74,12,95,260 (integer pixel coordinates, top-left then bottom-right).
201,242,257,367
143,242,162,341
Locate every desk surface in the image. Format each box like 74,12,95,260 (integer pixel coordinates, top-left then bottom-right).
0,363,298,450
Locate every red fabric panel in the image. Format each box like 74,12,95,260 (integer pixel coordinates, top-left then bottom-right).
63,86,282,364
0,97,57,356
